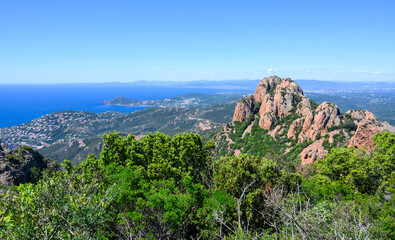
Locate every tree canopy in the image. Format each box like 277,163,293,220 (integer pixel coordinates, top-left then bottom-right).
0,131,394,239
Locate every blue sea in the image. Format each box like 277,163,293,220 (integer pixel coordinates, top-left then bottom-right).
0,84,225,128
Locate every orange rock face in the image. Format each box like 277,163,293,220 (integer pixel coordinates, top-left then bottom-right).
229,75,395,165
299,102,342,142
232,95,255,122
253,76,281,102
348,120,381,151
347,111,395,151
299,139,328,165
254,76,307,130
287,118,304,139
346,110,377,121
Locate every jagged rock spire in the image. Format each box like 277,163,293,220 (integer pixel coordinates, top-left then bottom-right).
230,76,395,164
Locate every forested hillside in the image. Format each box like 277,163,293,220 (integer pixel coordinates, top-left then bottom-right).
103,92,244,108
1,102,237,164
0,131,394,239
0,77,394,239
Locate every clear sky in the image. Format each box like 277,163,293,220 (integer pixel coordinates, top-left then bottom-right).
1,0,394,83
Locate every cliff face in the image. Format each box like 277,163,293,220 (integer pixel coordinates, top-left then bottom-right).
227,76,395,164
346,110,395,151
298,102,342,143
254,76,308,130
0,142,55,186
233,95,255,122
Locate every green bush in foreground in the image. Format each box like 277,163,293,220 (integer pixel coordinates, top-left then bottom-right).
0,131,394,239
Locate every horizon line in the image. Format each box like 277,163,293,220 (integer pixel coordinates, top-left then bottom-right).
1,78,395,85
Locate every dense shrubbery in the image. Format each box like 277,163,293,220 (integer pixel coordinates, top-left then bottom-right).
228,116,307,164
0,131,394,239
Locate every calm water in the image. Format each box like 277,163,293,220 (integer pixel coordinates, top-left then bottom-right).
0,84,222,128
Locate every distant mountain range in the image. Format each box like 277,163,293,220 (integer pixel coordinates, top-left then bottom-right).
72,78,395,92
107,78,395,92
296,79,395,91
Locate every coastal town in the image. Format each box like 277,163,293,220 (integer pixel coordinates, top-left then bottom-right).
0,111,116,149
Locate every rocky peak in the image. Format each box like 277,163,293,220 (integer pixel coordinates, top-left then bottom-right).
253,75,283,102
259,78,305,129
226,76,395,165
233,76,308,130
348,120,380,151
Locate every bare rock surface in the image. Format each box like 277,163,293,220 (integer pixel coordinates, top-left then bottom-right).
287,118,304,139
253,76,282,102
346,110,377,121
348,120,380,151
269,125,282,139
0,142,55,186
233,95,255,122
299,139,328,165
347,111,395,151
255,77,305,130
299,102,342,142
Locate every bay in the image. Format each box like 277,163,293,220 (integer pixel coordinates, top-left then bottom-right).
0,83,222,128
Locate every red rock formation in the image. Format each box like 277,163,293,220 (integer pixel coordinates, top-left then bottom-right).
255,77,307,130
296,97,313,116
232,95,255,122
299,139,328,165
269,125,282,139
287,118,304,139
299,102,342,142
346,110,376,121
229,75,395,165
347,111,395,151
253,75,281,102
348,120,380,151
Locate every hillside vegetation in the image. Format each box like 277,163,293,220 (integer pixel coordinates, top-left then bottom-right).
1,76,394,239
0,131,394,239
1,102,237,164
1,78,394,165
103,92,245,108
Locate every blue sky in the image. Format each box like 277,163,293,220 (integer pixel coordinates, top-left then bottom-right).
0,0,394,83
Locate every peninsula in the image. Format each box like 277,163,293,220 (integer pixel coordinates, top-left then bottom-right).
103,93,245,108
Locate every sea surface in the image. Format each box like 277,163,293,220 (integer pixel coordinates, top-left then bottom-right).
0,84,225,128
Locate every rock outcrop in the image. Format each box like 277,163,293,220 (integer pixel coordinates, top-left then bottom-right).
0,142,56,186
299,102,342,142
287,118,304,139
299,139,328,165
257,77,306,130
348,117,395,151
348,120,380,151
346,110,377,121
0,142,11,156
233,76,312,130
233,95,255,122
227,75,395,165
